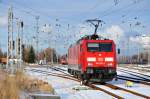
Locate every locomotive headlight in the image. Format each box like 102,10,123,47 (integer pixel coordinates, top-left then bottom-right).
87,57,96,62
105,57,113,62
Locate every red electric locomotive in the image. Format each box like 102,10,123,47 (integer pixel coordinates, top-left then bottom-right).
68,20,118,83
68,35,117,82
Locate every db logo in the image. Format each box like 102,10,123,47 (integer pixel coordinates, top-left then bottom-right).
98,58,103,61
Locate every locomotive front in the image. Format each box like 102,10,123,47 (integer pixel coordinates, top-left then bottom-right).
81,39,117,82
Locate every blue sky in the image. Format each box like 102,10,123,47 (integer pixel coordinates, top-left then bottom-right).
0,0,150,55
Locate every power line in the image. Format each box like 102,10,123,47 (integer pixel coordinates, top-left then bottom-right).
96,0,143,19
95,0,145,31
1,1,148,43
11,1,73,23
1,0,145,28
35,16,39,63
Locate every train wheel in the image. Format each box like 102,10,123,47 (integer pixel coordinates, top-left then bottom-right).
115,76,118,81
76,74,79,79
80,81,83,85
80,73,89,85
68,69,70,73
83,79,89,85
100,82,105,85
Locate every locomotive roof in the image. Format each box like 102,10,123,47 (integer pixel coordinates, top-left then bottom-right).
76,34,109,43
69,34,112,48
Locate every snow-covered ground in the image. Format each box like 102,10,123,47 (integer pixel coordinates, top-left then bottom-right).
25,67,114,99
25,65,150,99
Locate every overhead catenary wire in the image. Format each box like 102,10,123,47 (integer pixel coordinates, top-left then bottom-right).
1,0,147,28
97,0,143,19
1,0,149,55
1,0,146,31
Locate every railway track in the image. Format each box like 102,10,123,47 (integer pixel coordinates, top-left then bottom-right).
119,68,150,79
51,66,150,86
25,68,124,99
118,65,150,72
117,68,150,86
104,83,150,99
25,66,150,99
117,75,148,81
50,66,150,98
118,70,150,81
92,82,150,99
117,75,150,86
25,68,78,81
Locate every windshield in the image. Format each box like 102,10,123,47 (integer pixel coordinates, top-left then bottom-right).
87,42,112,52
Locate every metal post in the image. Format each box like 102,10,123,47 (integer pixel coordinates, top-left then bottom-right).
147,49,150,66
35,16,39,64
16,18,20,69
137,47,140,66
7,6,14,72
20,21,23,69
48,32,53,65
51,48,53,64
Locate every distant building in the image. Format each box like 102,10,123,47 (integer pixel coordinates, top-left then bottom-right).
118,51,149,64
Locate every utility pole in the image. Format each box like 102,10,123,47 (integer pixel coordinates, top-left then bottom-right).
42,24,53,65
127,36,130,64
51,48,53,64
55,20,61,64
7,6,14,72
146,36,150,66
16,18,20,69
48,30,53,65
148,49,150,66
20,21,23,69
16,19,23,70
35,16,39,64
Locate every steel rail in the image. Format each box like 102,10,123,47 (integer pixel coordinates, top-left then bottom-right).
117,76,150,86
119,68,150,78
119,70,150,81
104,83,150,99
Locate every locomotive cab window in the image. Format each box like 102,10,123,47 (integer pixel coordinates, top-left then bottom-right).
87,43,99,52
99,43,112,52
87,42,112,52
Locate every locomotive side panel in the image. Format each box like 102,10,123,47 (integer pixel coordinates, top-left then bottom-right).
68,44,82,71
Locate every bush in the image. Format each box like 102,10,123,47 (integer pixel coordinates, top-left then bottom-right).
0,70,54,99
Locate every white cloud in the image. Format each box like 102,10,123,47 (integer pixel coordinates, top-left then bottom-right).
0,16,7,27
101,25,124,44
69,24,124,45
130,34,150,49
